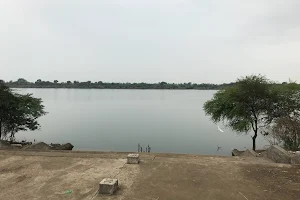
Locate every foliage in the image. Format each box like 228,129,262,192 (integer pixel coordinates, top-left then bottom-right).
204,75,282,150
272,117,300,151
264,82,300,150
0,81,46,140
5,78,235,90
269,82,300,119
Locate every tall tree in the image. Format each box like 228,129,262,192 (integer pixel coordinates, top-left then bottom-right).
0,81,46,140
203,75,275,150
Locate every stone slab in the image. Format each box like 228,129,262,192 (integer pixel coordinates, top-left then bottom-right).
99,178,118,195
266,145,291,164
231,149,244,156
127,153,140,164
291,155,300,165
11,144,23,148
241,149,258,157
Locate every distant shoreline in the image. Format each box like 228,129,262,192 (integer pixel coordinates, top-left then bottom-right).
5,79,234,90
10,86,220,90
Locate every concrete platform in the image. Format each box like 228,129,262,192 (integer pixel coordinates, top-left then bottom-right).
0,150,299,200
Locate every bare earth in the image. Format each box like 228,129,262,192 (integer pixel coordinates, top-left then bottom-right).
0,150,299,200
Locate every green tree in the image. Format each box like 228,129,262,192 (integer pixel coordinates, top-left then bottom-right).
203,75,275,150
271,116,300,151
264,82,300,150
270,82,300,119
17,78,28,84
0,81,46,140
35,79,42,85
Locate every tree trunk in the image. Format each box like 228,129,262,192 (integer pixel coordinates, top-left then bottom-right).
0,121,2,140
252,131,257,151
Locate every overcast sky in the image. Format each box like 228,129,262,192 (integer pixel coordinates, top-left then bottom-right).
0,0,299,84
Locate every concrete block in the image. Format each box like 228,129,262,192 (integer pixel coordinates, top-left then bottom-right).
99,178,118,195
231,149,244,156
127,154,140,164
11,144,23,148
291,155,300,165
266,145,291,164
241,149,257,157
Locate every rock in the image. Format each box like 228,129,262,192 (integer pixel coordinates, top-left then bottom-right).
0,140,11,148
52,143,74,150
11,141,32,147
50,143,61,148
23,142,74,150
21,142,32,146
24,142,51,150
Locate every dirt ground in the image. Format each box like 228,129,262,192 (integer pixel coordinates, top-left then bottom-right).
0,150,299,200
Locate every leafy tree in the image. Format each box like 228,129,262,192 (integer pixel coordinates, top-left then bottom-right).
271,116,300,151
0,82,17,139
269,82,300,119
160,82,167,85
264,82,300,150
54,80,59,84
0,82,46,140
203,75,276,150
17,78,28,84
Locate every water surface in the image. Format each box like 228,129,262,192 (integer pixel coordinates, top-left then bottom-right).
16,89,268,155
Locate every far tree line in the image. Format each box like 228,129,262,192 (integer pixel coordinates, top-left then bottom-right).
5,78,236,90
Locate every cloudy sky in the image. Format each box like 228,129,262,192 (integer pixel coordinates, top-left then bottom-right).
1,0,299,83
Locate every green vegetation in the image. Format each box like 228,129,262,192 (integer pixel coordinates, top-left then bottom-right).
204,75,300,151
0,81,46,140
268,116,300,151
5,78,234,90
265,82,300,151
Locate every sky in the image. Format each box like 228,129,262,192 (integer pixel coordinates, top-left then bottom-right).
0,0,300,84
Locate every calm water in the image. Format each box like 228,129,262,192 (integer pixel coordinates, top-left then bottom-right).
15,89,268,155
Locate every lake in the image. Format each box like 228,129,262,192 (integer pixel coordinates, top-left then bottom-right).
15,89,268,155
